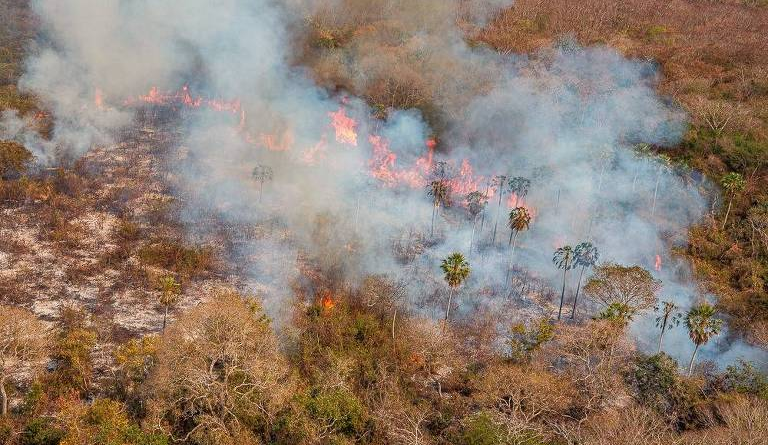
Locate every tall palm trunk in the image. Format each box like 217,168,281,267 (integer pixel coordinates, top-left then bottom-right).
557,267,568,321
469,216,477,255
651,167,662,217
354,193,361,232
492,192,503,244
722,193,734,230
430,201,438,237
657,315,669,354
570,265,586,319
162,305,169,332
687,343,700,376
259,180,264,202
444,287,455,324
505,231,519,288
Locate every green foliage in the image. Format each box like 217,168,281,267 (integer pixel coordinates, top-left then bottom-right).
137,241,213,277
21,418,65,445
506,318,554,362
685,303,723,346
460,412,505,445
83,399,168,445
722,360,768,399
302,388,367,438
441,252,471,288
595,302,635,325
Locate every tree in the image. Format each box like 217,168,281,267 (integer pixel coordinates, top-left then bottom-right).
146,290,291,444
441,252,470,325
507,177,530,204
553,245,575,321
360,274,408,340
583,264,661,319
571,242,599,319
505,207,531,287
490,175,508,244
720,172,746,230
427,179,451,237
654,301,681,354
684,303,723,376
157,275,181,332
466,190,488,254
0,306,49,416
251,163,274,202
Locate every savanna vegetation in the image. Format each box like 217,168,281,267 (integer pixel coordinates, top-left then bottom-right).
1,1,767,444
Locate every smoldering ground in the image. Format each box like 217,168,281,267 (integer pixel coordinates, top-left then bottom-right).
6,0,765,369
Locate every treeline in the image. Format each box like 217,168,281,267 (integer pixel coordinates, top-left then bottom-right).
1,284,767,445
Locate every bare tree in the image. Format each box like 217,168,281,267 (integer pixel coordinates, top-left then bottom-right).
146,289,291,444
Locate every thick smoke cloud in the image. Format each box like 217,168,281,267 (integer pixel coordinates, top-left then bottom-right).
8,0,765,368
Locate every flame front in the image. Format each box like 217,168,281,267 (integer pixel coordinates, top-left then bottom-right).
654,254,662,271
329,108,358,146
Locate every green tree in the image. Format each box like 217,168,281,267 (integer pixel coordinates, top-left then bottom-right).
157,275,181,332
720,172,746,230
684,303,723,376
251,163,274,202
553,245,575,321
654,301,681,354
441,252,471,325
571,241,599,319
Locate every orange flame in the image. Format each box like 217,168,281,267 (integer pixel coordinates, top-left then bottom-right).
319,289,336,310
654,255,662,272
94,88,104,109
329,108,358,146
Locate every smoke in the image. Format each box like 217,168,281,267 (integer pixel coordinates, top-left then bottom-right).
9,0,765,369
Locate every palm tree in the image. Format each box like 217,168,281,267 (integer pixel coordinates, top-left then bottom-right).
508,176,531,204
720,172,746,230
441,252,470,325
571,242,599,319
684,303,723,376
553,245,575,321
427,179,451,237
654,301,681,354
490,175,508,244
251,164,274,202
650,154,672,217
158,275,181,332
505,207,531,287
466,190,488,254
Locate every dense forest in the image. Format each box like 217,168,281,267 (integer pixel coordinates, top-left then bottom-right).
1,1,767,444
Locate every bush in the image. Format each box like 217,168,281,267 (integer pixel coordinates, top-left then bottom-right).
722,360,768,399
137,241,213,277
0,140,32,178
21,418,65,445
302,387,368,437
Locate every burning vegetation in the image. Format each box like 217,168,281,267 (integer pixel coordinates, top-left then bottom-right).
0,0,767,445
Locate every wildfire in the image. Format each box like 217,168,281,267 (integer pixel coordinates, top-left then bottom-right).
654,254,662,272
124,85,241,115
507,192,536,220
329,108,358,146
94,88,104,109
319,289,336,311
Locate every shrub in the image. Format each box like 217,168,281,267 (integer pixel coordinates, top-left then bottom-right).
0,140,32,178
21,418,65,445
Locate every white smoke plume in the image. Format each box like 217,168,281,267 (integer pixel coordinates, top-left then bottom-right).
8,0,765,369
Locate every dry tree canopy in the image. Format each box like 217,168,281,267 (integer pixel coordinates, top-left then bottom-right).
584,263,662,312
